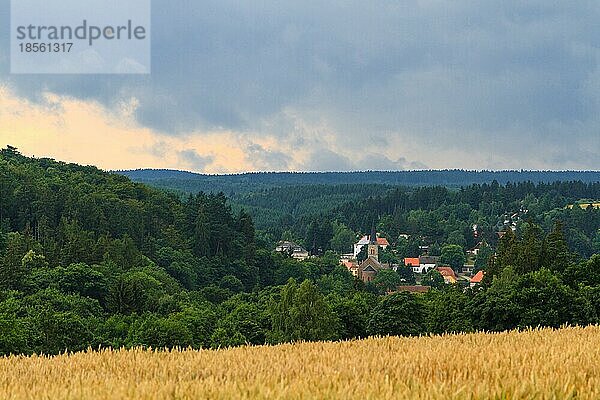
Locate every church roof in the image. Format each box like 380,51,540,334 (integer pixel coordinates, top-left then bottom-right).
359,256,384,271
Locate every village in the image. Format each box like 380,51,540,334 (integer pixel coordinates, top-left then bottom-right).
276,227,486,292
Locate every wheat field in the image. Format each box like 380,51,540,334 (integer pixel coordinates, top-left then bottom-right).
1,326,599,399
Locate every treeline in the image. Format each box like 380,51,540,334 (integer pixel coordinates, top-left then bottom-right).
4,251,599,354
120,169,600,196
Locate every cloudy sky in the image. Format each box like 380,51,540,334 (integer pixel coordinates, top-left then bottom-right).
1,1,600,172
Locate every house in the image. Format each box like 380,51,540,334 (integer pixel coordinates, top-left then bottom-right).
419,255,438,273
353,234,389,257
275,241,310,261
340,253,354,261
419,255,438,264
462,264,475,275
356,228,390,282
342,260,360,277
472,224,479,239
404,257,420,272
405,256,437,274
377,237,390,247
470,270,484,288
435,266,457,284
467,242,485,256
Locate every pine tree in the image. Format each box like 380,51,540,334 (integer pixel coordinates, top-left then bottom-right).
496,229,518,268
543,221,571,272
516,223,544,274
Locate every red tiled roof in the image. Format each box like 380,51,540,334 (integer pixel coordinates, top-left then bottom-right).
435,266,457,278
377,237,390,246
342,261,357,269
471,270,485,283
404,257,420,267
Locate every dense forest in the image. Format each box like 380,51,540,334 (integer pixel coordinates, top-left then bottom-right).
214,181,600,263
121,169,600,195
124,169,600,256
1,146,599,355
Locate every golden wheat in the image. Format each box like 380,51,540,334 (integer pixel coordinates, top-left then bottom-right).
1,326,599,399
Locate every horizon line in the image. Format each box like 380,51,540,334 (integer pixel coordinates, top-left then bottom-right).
114,167,600,177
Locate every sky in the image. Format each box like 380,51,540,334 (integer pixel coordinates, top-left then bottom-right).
1,0,600,173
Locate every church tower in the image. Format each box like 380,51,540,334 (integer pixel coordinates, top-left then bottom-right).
367,224,379,261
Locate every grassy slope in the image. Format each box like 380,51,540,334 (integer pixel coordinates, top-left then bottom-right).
2,326,599,399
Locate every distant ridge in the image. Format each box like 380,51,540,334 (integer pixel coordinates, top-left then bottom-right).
118,169,600,195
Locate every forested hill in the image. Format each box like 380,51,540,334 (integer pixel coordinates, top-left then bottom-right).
0,146,263,295
119,169,600,195
0,146,316,354
2,146,600,357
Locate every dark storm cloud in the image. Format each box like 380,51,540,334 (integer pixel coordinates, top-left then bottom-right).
177,149,214,171
355,154,428,171
245,143,291,171
2,0,600,169
301,150,428,172
302,148,353,172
